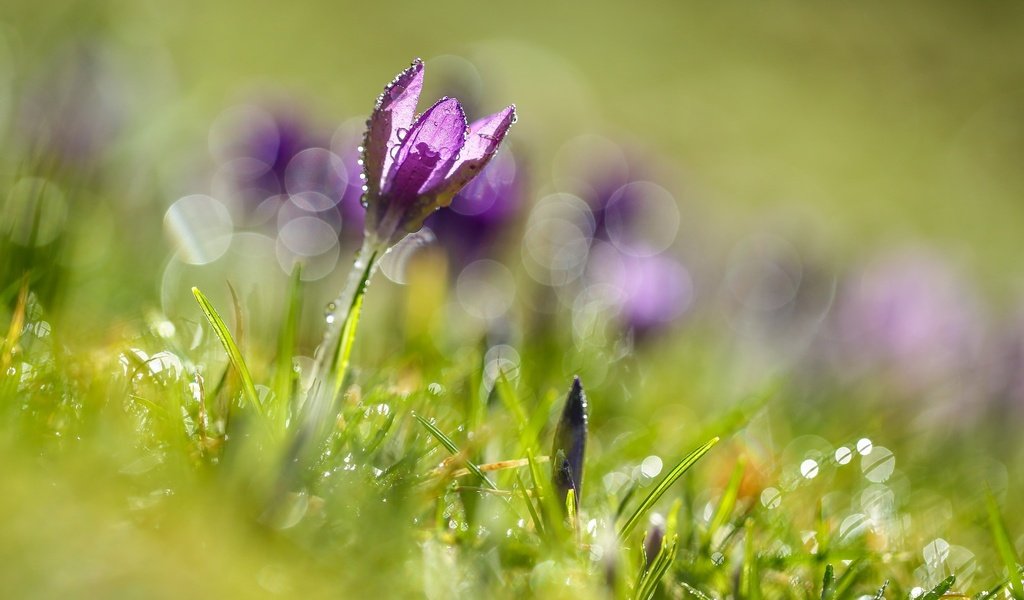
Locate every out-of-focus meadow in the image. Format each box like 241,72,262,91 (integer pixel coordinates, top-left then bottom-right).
2,0,1024,597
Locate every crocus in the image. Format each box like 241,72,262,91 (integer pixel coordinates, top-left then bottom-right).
361,59,516,244
551,376,589,513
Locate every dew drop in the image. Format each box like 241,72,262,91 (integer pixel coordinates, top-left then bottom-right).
760,487,781,510
861,446,895,483
711,552,724,566
856,438,873,455
800,459,819,479
835,446,853,465
396,127,409,141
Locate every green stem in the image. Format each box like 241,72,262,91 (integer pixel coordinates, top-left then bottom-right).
309,234,386,393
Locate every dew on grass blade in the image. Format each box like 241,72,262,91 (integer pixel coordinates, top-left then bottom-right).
923,538,950,566
483,344,521,389
640,455,663,479
861,446,895,483
838,513,871,544
760,487,781,510
856,437,873,455
800,459,819,479
835,446,853,465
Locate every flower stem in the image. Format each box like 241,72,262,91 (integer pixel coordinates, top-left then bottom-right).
309,233,385,393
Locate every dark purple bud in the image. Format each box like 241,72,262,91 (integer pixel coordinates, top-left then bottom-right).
551,375,588,511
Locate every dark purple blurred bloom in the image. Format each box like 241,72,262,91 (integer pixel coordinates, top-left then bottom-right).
551,376,588,513
834,249,985,392
424,147,524,267
213,105,365,238
361,59,516,243
587,242,694,339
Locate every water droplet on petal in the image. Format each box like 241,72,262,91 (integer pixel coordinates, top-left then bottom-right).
396,127,409,141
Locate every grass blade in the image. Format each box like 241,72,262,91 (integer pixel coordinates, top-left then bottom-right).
514,471,545,537
820,564,835,600
986,489,1023,599
415,414,497,491
192,286,263,419
634,534,678,600
708,454,745,545
920,575,955,600
272,263,303,415
618,436,719,541
1,276,29,372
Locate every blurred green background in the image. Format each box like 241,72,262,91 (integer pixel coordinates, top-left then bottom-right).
5,0,1024,288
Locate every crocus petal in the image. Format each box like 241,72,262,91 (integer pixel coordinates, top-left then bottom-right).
381,96,467,207
363,59,424,197
433,105,516,203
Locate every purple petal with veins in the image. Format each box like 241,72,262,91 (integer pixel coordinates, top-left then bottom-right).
382,97,467,206
363,59,424,196
437,106,516,200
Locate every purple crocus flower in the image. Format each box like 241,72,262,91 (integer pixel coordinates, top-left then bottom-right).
361,59,516,244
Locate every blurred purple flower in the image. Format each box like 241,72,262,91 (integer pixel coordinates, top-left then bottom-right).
18,41,126,171
212,105,366,239
586,242,694,340
424,147,524,267
361,59,516,243
834,249,986,392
